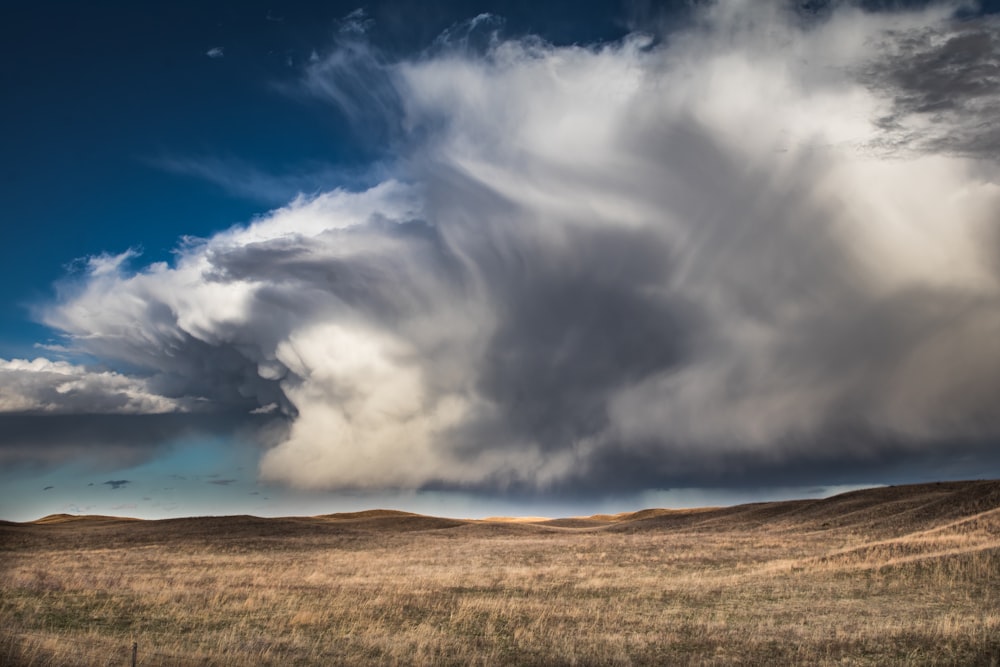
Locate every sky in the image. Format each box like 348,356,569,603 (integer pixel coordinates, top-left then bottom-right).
1,0,999,522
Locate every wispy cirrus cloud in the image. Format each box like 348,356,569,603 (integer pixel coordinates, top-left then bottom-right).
151,155,385,205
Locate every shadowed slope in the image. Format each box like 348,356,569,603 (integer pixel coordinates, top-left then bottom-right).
31,514,141,525
0,512,468,552
315,509,419,520
605,480,1000,537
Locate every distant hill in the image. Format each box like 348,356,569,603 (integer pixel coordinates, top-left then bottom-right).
600,479,1000,537
3,480,997,551
32,513,141,524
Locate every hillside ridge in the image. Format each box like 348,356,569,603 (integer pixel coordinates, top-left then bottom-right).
11,479,999,537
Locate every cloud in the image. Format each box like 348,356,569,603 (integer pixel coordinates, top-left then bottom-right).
151,155,383,205
28,2,1000,496
103,480,131,490
84,249,140,277
0,318,285,469
206,47,224,59
340,8,373,35
208,479,238,486
0,412,280,470
0,357,187,414
863,13,1000,159
33,342,75,354
298,15,401,144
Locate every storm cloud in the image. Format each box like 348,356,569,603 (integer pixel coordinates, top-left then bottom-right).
16,2,1000,495
865,12,1000,158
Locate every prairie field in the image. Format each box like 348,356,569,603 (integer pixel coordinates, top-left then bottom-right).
1,480,999,666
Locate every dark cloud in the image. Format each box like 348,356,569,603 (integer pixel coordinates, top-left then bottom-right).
865,15,1000,158
208,479,239,486
457,433,1000,501
453,223,694,456
0,412,287,470
103,480,131,490
211,217,469,330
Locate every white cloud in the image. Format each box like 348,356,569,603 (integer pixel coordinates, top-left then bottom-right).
0,358,186,414
85,249,140,277
206,47,224,59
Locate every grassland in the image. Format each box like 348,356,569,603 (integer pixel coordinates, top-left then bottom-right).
1,480,999,666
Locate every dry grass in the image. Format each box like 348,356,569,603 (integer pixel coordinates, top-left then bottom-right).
2,480,999,666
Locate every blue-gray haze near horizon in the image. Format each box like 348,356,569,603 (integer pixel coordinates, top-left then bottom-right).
1,1,999,504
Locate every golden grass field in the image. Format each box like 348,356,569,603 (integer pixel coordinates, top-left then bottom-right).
2,480,999,666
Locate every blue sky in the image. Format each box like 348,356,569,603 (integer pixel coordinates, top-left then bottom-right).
2,1,1000,521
